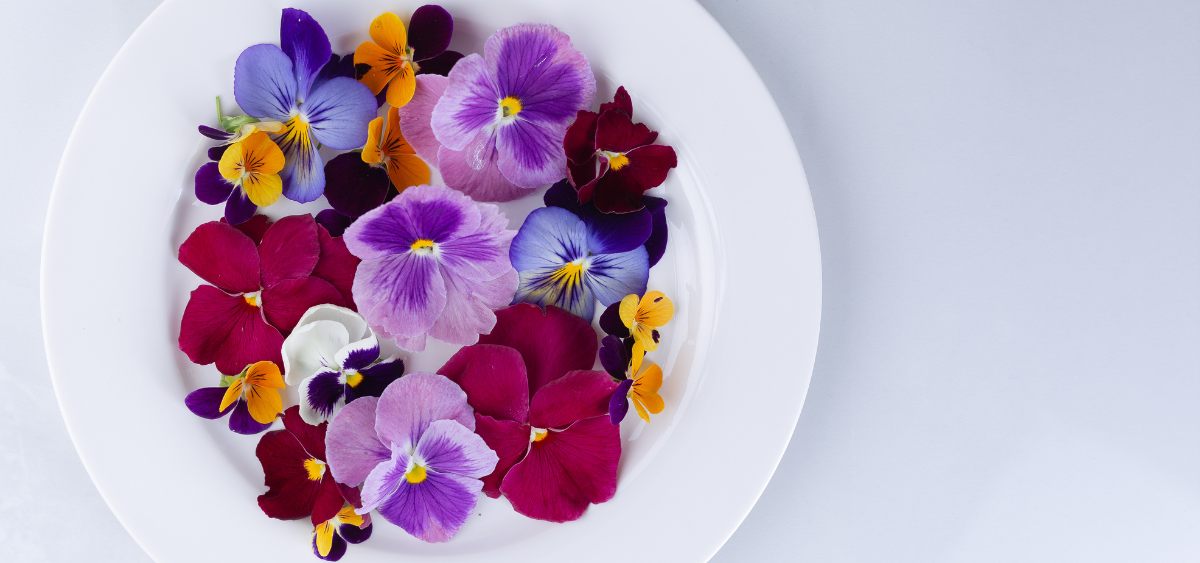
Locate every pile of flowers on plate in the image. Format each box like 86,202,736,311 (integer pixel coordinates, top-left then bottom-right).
181,6,679,559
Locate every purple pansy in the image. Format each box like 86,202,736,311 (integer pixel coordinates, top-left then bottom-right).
325,372,498,543
429,23,596,201
234,9,377,203
343,184,519,352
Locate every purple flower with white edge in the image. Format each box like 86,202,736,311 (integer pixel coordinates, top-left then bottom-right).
509,204,649,321
282,304,406,425
234,8,377,203
429,23,596,201
343,184,519,352
325,372,498,543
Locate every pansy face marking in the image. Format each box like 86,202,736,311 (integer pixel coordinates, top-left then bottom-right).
218,131,285,208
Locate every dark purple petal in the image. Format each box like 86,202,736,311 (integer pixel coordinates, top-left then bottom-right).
323,153,390,218
544,180,652,255
598,301,629,338
184,387,233,420
195,162,234,205
415,50,464,76
199,125,232,141
208,144,230,162
347,357,405,400
312,53,355,93
228,399,274,434
313,527,348,561
315,209,355,237
280,8,333,102
608,379,633,424
224,188,258,226
305,370,346,422
407,5,453,62
598,335,629,380
340,522,372,544
233,44,296,121
643,195,668,267
341,343,380,372
376,472,481,542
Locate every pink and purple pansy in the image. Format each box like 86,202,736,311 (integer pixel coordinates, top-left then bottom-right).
325,372,498,543
429,23,596,201
437,304,621,522
282,304,406,425
233,8,377,202
342,184,518,352
178,214,359,375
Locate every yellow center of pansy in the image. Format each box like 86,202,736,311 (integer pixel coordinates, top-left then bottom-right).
344,370,363,388
607,152,630,170
500,96,523,117
303,458,326,481
243,292,259,307
410,239,436,253
531,427,548,442
550,260,586,289
405,464,427,484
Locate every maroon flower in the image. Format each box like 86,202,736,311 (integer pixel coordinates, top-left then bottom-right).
437,303,621,522
256,406,360,525
564,87,678,214
178,214,360,374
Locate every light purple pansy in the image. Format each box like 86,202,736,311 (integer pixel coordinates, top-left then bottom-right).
343,184,519,352
325,372,498,543
429,23,596,201
234,9,377,203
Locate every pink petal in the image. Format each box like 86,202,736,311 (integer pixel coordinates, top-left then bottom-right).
437,133,535,203
178,221,260,294
473,414,530,498
398,74,448,165
374,372,474,451
479,304,599,397
313,226,361,310
426,266,518,346
179,285,283,375
259,214,320,288
438,344,529,423
326,396,390,487
261,276,345,335
499,416,620,522
529,370,619,430
352,252,446,339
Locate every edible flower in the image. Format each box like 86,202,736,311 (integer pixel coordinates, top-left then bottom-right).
234,8,376,202
509,206,648,321
354,6,463,107
184,361,285,435
325,372,498,542
313,502,373,561
342,184,518,352
563,86,678,213
620,290,674,355
430,23,595,200
607,341,665,425
203,132,285,214
256,406,361,526
282,304,406,425
178,214,359,374
198,96,287,146
437,304,621,522
543,179,671,267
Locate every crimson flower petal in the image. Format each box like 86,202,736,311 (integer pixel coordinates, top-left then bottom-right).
499,416,620,522
529,370,618,430
179,285,283,374
438,344,530,423
478,304,598,397
591,144,678,214
261,276,345,335
259,215,321,288
282,405,328,461
599,86,633,117
256,424,324,520
178,221,260,294
312,474,346,525
563,110,599,166
227,214,272,245
473,414,530,498
594,108,657,154
313,226,361,310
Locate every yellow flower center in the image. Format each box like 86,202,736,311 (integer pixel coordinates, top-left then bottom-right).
607,152,630,171
344,370,363,388
549,260,586,289
405,464,427,484
303,458,326,481
531,427,548,442
410,239,436,253
500,96,523,117
243,292,259,307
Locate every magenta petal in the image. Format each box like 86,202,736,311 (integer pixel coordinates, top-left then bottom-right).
437,134,534,202
259,214,321,288
261,276,345,335
473,414,529,498
438,344,530,423
378,471,482,543
313,227,361,310
326,396,390,487
398,74,448,165
178,221,261,294
478,304,598,397
530,370,619,429
499,416,620,522
228,214,272,244
179,285,284,374
374,372,474,451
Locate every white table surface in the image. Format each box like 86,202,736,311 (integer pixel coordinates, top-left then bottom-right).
3,1,1196,561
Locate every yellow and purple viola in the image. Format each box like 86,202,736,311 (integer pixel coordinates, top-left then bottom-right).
184,361,285,434
353,6,464,108
233,8,377,203
600,335,666,424
313,502,372,561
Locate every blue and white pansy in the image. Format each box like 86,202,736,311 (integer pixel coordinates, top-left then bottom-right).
509,206,650,321
282,304,406,425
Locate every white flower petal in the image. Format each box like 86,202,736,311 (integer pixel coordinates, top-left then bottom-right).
294,304,373,342
282,320,350,385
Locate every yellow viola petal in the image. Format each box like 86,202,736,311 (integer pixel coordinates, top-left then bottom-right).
637,291,674,327
242,173,282,207
354,41,403,95
382,106,415,155
630,340,645,377
218,378,244,413
386,155,431,193
631,322,659,352
385,65,417,108
368,12,407,57
634,388,665,416
618,294,640,329
336,504,363,526
245,361,285,388
217,142,244,181
245,385,282,424
363,116,385,164
631,395,651,423
314,522,336,557
239,131,285,175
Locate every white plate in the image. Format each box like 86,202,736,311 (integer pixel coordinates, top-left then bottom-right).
41,0,821,561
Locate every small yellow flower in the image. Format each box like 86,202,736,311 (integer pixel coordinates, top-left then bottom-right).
313,504,367,558
627,351,664,423
355,13,418,107
217,131,285,207
619,291,674,356
219,361,285,424
363,106,430,195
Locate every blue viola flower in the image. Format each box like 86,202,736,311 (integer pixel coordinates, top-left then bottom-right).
509,204,649,321
233,9,377,203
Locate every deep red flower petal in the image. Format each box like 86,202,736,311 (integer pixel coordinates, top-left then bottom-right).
179,285,283,375
224,214,272,244
599,86,633,118
256,426,322,520
313,226,361,311
474,414,531,498
261,276,345,335
595,108,657,154
312,474,346,525
478,304,598,397
178,221,260,294
259,215,321,288
438,344,530,423
563,110,599,166
281,405,328,461
529,370,619,430
499,416,620,522
591,145,678,214
568,157,598,195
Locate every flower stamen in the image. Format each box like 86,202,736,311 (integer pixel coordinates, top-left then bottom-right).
405,463,427,484
500,96,523,117
303,458,326,481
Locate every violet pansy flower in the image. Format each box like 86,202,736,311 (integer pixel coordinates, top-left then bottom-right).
429,23,596,201
325,372,498,543
282,304,406,425
343,184,518,352
234,8,377,202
